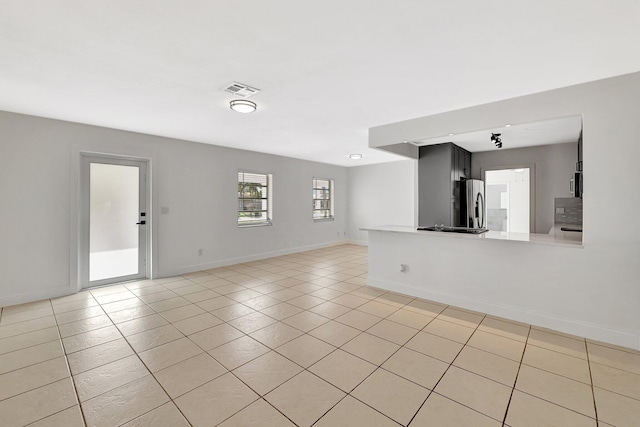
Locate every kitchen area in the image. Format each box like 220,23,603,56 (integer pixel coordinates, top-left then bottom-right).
360,73,640,350
413,115,584,244
362,117,588,330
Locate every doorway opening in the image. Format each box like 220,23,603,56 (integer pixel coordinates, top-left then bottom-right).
80,155,149,288
485,168,530,233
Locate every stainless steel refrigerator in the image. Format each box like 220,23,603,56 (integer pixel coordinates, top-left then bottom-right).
460,179,485,229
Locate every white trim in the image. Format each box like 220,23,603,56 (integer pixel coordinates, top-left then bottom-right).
156,240,350,278
312,177,335,221
345,239,368,246
368,277,639,350
237,170,273,227
71,148,153,292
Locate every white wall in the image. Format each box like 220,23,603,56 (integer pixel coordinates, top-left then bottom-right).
347,160,417,244
0,111,348,306
367,72,640,350
472,143,577,233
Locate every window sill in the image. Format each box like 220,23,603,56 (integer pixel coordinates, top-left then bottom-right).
238,222,273,228
313,218,335,223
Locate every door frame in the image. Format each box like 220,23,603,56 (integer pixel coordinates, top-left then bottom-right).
74,151,152,290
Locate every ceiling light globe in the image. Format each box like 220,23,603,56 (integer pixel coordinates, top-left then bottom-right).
230,100,257,113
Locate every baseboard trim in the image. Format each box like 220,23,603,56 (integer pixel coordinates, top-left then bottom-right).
156,240,354,278
344,239,368,246
0,285,75,308
369,278,640,351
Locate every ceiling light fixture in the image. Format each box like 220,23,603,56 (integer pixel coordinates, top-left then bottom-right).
230,99,257,113
491,133,502,148
505,124,512,127
349,154,363,160
449,133,454,136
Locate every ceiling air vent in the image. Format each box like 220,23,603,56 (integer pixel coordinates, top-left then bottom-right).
222,82,260,98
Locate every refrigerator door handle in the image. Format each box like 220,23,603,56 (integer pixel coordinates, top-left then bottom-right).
476,192,485,228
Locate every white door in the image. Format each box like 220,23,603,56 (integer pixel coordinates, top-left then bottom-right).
81,156,148,288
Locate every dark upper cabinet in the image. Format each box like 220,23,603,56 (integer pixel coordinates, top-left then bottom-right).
419,142,472,227
463,150,471,178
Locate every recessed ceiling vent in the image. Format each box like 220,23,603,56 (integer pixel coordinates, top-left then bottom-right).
222,82,260,98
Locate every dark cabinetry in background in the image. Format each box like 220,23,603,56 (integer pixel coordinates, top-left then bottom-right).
418,143,472,226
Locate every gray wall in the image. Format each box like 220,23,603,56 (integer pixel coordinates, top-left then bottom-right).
472,142,577,233
0,111,348,306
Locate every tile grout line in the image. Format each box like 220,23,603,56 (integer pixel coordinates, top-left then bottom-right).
179,253,394,426
500,324,532,427
55,287,174,423
93,288,196,427
305,299,438,425
164,253,366,425
127,273,329,425
585,339,600,427
404,313,489,426
50,297,89,427
2,251,368,425
125,275,418,427
321,309,440,426
7,246,637,426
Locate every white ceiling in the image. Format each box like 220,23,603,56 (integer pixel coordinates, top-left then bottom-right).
416,115,583,152
0,1,639,166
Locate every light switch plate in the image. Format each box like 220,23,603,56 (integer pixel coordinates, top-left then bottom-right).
161,207,170,214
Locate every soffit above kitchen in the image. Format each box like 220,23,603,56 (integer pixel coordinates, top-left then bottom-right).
415,116,583,153
0,1,639,166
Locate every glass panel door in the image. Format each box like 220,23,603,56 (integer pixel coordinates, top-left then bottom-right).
82,156,147,287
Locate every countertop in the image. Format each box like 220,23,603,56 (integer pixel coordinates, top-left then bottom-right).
362,225,583,247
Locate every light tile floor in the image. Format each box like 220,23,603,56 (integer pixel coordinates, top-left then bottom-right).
1,244,639,426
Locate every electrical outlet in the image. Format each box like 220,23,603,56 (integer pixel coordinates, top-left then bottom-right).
555,207,565,214
198,249,203,256
400,264,407,273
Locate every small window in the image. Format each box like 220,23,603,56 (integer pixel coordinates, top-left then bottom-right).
313,178,334,221
238,171,273,226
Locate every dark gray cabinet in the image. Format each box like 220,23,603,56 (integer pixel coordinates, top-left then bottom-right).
418,142,472,227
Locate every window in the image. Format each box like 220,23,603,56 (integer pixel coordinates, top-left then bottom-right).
238,171,272,226
313,178,334,221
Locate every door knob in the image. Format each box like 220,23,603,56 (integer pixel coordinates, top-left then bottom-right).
136,221,146,225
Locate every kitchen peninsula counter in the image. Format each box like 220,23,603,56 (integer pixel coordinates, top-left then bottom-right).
362,225,602,346
362,225,583,247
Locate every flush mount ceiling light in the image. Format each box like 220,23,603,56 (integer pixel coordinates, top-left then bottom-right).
491,132,502,148
230,99,257,113
349,154,363,160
